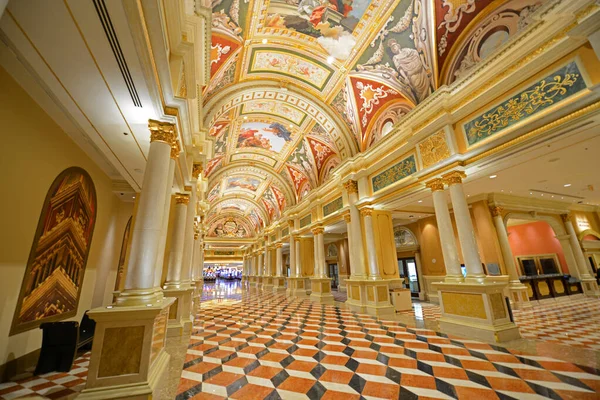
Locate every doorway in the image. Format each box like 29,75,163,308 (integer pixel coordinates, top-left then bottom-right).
328,263,339,289
397,258,420,297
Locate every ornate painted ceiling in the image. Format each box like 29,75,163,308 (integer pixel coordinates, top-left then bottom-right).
203,0,544,238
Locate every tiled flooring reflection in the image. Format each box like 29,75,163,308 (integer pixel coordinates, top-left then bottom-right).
513,297,600,351
0,353,89,400
177,289,600,399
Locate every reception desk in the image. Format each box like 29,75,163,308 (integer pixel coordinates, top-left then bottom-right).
519,274,583,301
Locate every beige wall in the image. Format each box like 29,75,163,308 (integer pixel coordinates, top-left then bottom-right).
0,66,129,366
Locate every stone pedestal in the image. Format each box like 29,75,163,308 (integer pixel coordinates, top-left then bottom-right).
272,276,286,292
581,277,600,297
345,278,396,317
255,276,264,288
309,277,334,305
434,281,521,343
507,282,531,310
338,274,349,292
78,298,175,399
192,280,203,315
262,276,274,291
162,288,194,337
304,278,312,294
286,277,309,297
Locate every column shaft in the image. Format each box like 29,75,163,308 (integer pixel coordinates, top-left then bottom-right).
152,158,176,289
295,240,302,277
564,217,594,279
165,195,189,286
446,174,485,281
345,181,367,278
362,209,381,280
289,235,297,277
276,246,283,276
181,188,196,285
492,212,520,283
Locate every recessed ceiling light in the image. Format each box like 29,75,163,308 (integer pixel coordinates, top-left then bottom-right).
289,124,293,128
564,183,571,187
418,200,422,203
243,116,248,120
530,192,533,195
489,175,497,179
262,39,268,44
541,194,544,196
327,56,335,64
501,190,504,192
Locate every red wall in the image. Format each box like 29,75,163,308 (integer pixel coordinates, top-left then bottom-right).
507,221,568,274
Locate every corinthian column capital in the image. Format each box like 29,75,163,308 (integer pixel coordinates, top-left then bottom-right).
148,119,177,144
343,180,358,194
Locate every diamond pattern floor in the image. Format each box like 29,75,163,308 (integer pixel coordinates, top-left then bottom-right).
177,289,600,400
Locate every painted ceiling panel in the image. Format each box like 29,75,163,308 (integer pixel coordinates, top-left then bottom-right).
202,0,544,235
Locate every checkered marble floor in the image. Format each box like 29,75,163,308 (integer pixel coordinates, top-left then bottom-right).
398,302,442,321
177,290,600,400
513,297,600,351
0,353,89,400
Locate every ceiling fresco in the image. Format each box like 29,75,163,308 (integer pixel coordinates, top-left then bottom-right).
203,0,544,238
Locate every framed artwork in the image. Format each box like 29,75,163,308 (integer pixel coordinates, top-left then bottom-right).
10,167,97,335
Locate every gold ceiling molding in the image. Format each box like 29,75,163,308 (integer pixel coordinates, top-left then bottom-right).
418,130,451,169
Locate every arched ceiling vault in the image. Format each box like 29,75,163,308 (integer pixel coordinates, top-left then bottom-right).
204,0,546,235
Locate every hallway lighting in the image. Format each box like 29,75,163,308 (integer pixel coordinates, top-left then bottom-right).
418,200,423,203
262,39,268,44
489,175,497,179
564,183,572,187
327,56,335,64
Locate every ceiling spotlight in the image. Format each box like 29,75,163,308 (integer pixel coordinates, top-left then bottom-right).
327,56,335,64
262,39,268,44
489,175,497,179
243,116,248,120
564,183,571,187
289,124,293,128
418,200,422,203
530,192,533,195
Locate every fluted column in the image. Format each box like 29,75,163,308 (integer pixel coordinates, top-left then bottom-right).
344,180,367,278
164,194,189,288
118,120,177,306
152,142,179,293
276,244,283,276
563,214,595,280
427,179,463,282
361,208,382,280
444,171,485,282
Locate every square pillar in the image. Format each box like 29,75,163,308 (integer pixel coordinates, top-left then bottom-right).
309,277,334,304
78,298,175,399
162,287,194,337
287,276,309,297
433,281,521,343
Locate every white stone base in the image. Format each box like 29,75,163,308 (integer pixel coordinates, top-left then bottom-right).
309,278,334,305
434,281,521,343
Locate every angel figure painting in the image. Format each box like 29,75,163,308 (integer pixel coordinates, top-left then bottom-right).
237,121,292,152
266,0,370,60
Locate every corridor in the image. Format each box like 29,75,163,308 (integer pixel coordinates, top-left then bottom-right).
176,281,600,400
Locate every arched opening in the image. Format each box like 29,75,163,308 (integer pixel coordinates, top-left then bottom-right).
10,167,97,335
394,226,422,298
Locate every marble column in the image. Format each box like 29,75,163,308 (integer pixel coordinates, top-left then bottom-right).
361,208,382,280
181,186,197,287
490,206,529,307
289,233,296,277
444,171,485,282
338,237,350,293
563,214,600,295
263,237,273,290
81,120,176,399
427,179,463,282
118,120,177,306
344,180,367,278
273,243,285,292
152,142,178,296
310,226,333,304
164,194,189,288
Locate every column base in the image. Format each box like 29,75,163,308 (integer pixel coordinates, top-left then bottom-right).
338,274,349,293
433,281,521,343
286,277,309,297
309,277,334,305
255,276,264,288
345,278,396,317
162,288,194,337
507,282,531,310
581,277,600,297
272,277,287,292
114,287,164,307
262,276,274,291
78,298,175,399
304,278,313,294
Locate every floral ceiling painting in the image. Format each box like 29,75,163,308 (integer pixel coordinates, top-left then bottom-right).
202,0,544,239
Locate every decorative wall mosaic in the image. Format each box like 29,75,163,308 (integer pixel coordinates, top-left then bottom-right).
463,61,587,146
299,214,312,228
323,196,343,217
371,154,417,193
